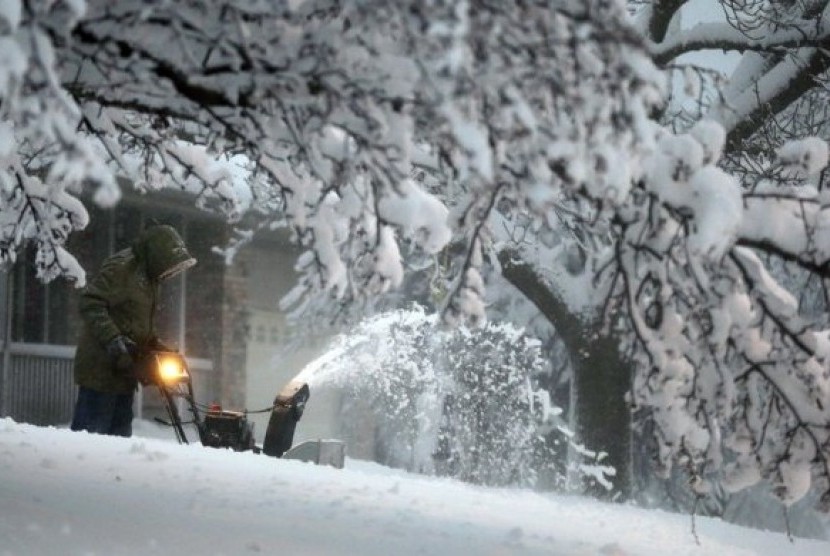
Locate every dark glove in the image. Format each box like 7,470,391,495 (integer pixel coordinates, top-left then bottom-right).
106,335,137,373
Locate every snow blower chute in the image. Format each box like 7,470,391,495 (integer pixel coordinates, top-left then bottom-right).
132,350,345,468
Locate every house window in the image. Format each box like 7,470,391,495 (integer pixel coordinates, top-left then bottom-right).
8,204,114,345
6,201,197,348
8,246,75,344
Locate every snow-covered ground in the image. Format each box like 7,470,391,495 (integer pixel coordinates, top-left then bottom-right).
1,418,828,556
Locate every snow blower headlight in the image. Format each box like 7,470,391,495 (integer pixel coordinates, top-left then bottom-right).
157,354,188,383
146,352,189,385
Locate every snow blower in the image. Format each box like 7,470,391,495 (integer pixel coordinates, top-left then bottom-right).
132,350,345,468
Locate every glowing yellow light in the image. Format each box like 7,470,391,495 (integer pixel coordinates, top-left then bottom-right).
158,356,187,383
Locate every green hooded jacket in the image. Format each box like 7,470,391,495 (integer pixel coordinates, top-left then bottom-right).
73,225,197,394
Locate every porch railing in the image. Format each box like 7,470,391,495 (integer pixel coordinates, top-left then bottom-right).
0,342,214,427
0,343,76,426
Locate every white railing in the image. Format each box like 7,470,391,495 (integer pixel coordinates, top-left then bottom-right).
0,342,77,426
0,342,214,426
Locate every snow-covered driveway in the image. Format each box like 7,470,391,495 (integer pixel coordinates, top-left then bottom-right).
0,419,827,555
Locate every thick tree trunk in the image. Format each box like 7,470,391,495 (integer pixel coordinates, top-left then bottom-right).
498,250,631,499
571,333,632,498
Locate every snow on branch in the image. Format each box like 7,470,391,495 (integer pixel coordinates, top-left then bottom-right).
651,20,830,65
0,1,91,285
709,47,827,138
599,118,830,509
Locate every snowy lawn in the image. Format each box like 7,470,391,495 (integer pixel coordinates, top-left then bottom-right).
1,418,828,556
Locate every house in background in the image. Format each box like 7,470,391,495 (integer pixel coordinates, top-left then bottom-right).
219,228,342,444
0,190,340,445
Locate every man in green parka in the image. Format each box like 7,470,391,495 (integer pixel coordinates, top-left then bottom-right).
70,224,197,437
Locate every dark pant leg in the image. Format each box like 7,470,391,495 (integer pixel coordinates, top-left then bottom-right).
70,387,134,437
108,392,134,437
70,386,110,434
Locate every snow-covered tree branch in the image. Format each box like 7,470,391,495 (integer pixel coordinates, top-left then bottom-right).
651,20,830,65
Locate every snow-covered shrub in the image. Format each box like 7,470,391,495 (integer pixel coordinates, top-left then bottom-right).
300,306,612,489
433,324,551,486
